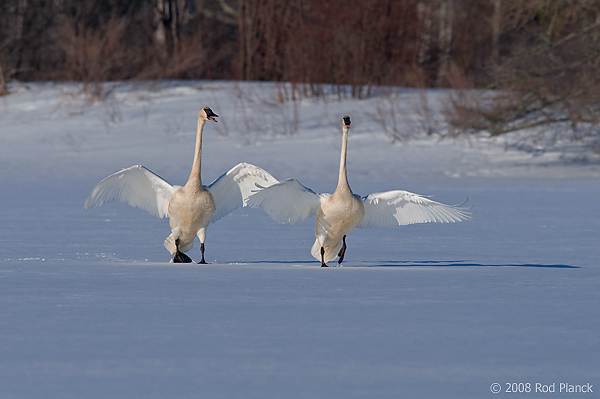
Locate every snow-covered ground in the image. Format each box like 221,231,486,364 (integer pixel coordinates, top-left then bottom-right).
1,81,599,398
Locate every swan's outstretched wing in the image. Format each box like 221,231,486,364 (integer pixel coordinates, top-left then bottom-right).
247,179,328,225
206,162,279,223
357,190,471,228
84,165,176,218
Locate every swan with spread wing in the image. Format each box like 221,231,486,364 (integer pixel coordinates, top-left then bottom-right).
85,107,278,263
248,115,471,266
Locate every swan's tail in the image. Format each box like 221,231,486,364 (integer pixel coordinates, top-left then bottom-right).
310,239,343,264
164,234,177,254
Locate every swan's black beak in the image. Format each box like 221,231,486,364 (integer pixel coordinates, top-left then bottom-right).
343,115,351,129
206,108,219,122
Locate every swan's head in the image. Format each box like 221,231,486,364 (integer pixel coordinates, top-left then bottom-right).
199,107,219,122
342,115,351,129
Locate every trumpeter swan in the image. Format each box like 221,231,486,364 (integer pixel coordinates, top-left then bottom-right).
248,115,471,266
85,107,278,263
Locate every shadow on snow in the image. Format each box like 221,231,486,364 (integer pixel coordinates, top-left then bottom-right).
234,259,580,268
356,260,580,269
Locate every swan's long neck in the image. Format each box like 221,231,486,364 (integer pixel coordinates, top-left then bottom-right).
336,126,351,193
187,117,206,189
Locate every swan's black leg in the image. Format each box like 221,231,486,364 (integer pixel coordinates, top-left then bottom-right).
198,243,207,264
320,247,328,267
173,239,192,263
337,235,347,264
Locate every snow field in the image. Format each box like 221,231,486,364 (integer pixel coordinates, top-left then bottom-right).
0,81,599,398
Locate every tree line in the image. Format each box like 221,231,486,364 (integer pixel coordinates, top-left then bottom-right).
1,0,578,89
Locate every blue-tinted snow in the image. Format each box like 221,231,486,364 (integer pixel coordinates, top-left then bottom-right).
0,82,599,398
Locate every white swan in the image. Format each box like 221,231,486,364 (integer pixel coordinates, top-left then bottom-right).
248,115,471,266
85,107,278,263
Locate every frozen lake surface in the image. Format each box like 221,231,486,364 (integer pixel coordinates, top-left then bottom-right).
1,82,599,398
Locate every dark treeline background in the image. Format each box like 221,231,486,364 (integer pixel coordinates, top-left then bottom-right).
1,0,596,89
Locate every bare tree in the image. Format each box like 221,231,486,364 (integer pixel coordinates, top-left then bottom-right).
491,0,502,65
0,63,7,95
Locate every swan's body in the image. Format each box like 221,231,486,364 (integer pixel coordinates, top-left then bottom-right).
85,107,278,263
165,179,216,259
249,115,471,266
312,116,364,264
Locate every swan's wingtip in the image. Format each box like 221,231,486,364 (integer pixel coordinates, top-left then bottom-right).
456,197,474,216
83,193,98,210
456,196,470,207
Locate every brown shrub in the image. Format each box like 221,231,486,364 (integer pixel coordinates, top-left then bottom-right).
445,0,600,149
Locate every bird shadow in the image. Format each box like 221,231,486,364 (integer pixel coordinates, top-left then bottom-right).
232,259,580,268
356,260,581,269
233,260,317,266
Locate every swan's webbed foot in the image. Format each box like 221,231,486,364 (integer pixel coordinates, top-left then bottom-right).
337,235,347,264
320,247,328,267
173,238,193,263
174,250,192,263
197,243,208,264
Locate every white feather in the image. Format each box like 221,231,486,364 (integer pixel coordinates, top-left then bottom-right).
358,190,471,228
84,165,176,218
247,179,329,225
207,162,279,223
